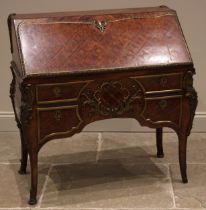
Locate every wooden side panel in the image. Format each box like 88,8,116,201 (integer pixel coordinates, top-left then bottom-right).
8,15,24,77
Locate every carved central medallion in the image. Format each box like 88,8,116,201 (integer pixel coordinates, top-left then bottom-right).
78,79,145,120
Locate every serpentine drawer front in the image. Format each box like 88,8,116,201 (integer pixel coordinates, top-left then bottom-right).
8,6,197,205
134,73,183,92
36,81,90,104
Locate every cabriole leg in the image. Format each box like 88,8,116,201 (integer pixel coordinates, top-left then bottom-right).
177,70,198,183
9,68,28,174
18,124,28,174
156,128,164,158
178,131,188,183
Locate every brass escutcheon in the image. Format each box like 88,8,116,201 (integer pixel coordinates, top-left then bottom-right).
159,100,167,110
53,87,61,97
94,20,108,32
54,110,62,121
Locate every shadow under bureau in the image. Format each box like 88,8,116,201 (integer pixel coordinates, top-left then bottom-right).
7,6,198,205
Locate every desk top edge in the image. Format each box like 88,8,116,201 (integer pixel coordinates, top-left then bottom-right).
10,6,173,20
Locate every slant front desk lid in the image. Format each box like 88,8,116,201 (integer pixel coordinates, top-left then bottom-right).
9,6,192,76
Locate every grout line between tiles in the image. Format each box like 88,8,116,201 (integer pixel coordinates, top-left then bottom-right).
112,208,205,210
1,162,206,167
0,208,30,210
168,162,206,165
27,207,206,209
0,162,21,165
46,162,168,167
0,162,50,165
1,130,206,133
96,132,103,163
166,163,176,209
34,164,53,208
31,162,206,166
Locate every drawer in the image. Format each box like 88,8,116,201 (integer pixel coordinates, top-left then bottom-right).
141,95,182,127
37,106,82,143
132,73,183,93
36,81,91,104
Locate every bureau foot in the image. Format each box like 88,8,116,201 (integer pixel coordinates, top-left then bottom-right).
178,131,188,183
28,190,37,205
156,128,164,158
18,167,27,175
29,151,38,205
182,177,188,183
28,199,37,205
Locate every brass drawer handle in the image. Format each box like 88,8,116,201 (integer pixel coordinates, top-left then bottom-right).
160,77,167,87
54,110,62,121
53,87,61,97
159,100,167,110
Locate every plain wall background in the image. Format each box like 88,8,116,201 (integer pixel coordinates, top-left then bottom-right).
0,0,205,132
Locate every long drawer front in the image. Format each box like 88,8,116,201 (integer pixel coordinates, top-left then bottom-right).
35,73,183,104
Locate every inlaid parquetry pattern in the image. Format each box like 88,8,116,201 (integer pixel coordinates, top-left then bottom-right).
17,12,191,75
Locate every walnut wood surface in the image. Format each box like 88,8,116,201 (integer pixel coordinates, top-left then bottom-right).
7,6,198,205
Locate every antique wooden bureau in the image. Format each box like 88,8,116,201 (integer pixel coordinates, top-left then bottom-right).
8,6,197,205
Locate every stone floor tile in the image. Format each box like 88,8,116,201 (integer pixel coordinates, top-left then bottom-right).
41,163,173,208
114,209,205,210
32,209,206,210
0,132,22,163
0,164,49,208
100,132,206,164
100,132,157,164
38,132,98,164
0,209,30,210
155,133,206,164
32,209,204,210
115,209,205,210
0,132,98,164
170,163,206,209
1,132,205,165
0,132,206,209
